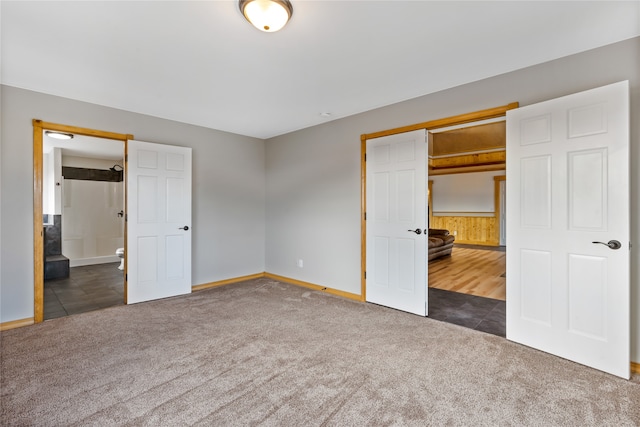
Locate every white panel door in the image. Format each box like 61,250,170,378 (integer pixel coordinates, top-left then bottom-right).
506,81,629,378
127,140,192,304
366,130,427,316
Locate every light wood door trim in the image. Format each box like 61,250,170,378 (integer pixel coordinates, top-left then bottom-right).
431,150,505,169
360,136,367,301
494,175,506,246
428,180,433,228
428,163,506,176
362,102,519,140
360,104,518,303
32,119,132,323
33,123,44,323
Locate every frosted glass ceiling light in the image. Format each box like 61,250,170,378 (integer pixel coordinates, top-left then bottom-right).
239,0,293,33
45,130,74,140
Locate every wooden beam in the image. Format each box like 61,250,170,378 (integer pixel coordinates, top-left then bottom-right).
431,150,505,169
429,164,505,176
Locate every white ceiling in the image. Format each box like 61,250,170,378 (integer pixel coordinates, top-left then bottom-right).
2,1,639,139
43,132,124,160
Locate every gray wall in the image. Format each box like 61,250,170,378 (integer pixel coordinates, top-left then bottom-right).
264,37,640,362
0,86,266,323
1,37,638,364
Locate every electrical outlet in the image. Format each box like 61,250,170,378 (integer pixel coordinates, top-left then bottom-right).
297,259,304,268
453,230,457,236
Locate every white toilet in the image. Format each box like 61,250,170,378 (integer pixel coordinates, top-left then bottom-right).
116,247,125,270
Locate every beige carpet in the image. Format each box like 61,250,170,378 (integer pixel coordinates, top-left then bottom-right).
1,278,639,426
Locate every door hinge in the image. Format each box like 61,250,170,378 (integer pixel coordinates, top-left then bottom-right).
364,212,367,220
125,213,128,221
364,153,367,162
364,271,366,279
125,154,128,162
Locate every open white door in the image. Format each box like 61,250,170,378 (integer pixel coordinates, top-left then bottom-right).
366,130,427,316
506,81,629,378
127,140,192,304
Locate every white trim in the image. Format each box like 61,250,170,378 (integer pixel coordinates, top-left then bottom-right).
69,255,119,267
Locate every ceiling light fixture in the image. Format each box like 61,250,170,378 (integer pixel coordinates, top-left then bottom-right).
45,130,74,140
239,0,293,33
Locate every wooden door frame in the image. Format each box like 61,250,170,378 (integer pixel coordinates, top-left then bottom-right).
359,103,519,300
32,120,133,323
494,175,507,245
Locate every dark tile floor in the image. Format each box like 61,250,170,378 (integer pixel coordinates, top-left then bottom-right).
44,262,125,320
428,287,506,337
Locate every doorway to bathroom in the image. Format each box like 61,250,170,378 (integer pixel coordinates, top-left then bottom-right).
33,120,132,323
42,131,126,319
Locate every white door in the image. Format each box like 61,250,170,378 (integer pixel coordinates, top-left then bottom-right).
366,130,427,316
127,140,192,304
506,81,629,378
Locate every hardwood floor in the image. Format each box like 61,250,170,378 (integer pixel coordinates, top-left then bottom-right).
428,246,506,301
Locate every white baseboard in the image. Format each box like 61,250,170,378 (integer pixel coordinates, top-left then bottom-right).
70,255,119,267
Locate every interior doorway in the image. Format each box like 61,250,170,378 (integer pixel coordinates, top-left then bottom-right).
426,119,507,336
32,120,132,323
361,104,517,334
42,132,126,319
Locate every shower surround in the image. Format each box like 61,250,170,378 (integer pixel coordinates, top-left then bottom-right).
61,156,124,267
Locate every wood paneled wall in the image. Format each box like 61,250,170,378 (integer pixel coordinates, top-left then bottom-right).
430,215,499,246
428,175,505,246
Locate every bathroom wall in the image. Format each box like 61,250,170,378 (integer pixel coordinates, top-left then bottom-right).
42,147,62,219
61,156,124,266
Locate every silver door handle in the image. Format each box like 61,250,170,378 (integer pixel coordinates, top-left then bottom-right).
179,226,189,231
592,240,621,250
407,228,422,235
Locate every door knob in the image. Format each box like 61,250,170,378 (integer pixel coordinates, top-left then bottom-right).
179,226,189,231
592,240,621,250
407,228,422,235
